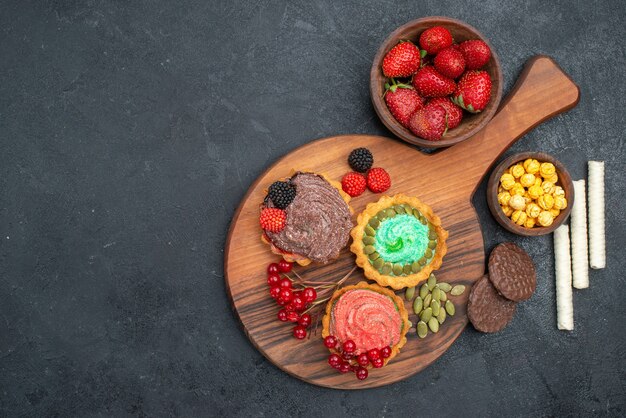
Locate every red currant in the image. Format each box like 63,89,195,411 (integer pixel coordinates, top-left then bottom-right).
381,346,392,359
328,353,342,368
298,313,311,327
269,286,281,299
278,260,293,273
293,325,307,339
339,362,351,373
355,367,368,380
324,335,338,349
276,297,289,306
357,353,369,366
342,352,354,360
279,278,292,289
343,340,356,354
287,311,300,322
349,364,358,372
267,273,281,287
267,263,280,275
367,348,381,361
284,303,295,312
302,287,317,303
277,309,288,322
291,295,306,311
371,358,384,368
279,288,293,302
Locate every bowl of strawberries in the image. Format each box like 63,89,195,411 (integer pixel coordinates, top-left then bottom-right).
370,16,503,148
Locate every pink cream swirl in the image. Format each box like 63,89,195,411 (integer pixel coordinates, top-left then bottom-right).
330,289,402,354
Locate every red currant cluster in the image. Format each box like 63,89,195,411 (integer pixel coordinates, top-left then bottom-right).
323,335,392,381
267,260,318,340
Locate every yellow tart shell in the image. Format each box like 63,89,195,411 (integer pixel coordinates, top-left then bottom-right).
350,194,448,289
321,281,411,366
260,170,352,266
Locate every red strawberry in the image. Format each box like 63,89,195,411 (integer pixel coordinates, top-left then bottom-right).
384,81,425,128
341,172,367,197
382,41,421,78
458,40,491,70
428,97,463,130
411,66,456,98
366,168,391,193
260,207,286,232
452,70,492,113
434,46,466,79
419,26,453,55
409,104,448,141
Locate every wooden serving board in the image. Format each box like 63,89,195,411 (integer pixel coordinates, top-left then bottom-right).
224,56,579,389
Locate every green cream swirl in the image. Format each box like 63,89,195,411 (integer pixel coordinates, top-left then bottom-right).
373,214,430,264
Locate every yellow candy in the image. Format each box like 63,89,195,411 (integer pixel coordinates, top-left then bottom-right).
524,217,536,228
510,183,525,196
541,181,556,195
538,194,555,210
539,162,556,178
553,186,565,197
497,191,512,206
554,196,568,210
523,158,540,174
510,164,525,178
511,210,527,226
508,194,526,211
538,210,554,226
525,203,541,218
501,205,513,217
545,173,559,184
549,208,561,217
527,184,544,200
498,185,504,193
500,173,515,190
520,173,536,188
534,177,543,187
523,194,532,204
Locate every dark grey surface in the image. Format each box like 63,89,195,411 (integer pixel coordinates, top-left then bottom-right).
1,1,625,416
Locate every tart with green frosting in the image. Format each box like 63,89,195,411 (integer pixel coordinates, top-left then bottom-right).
351,194,448,290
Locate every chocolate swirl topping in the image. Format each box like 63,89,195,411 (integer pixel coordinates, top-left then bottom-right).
265,172,353,263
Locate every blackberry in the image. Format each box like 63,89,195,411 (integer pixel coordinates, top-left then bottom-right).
268,181,296,209
348,148,374,173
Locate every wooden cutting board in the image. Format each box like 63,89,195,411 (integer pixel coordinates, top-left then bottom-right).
224,56,579,389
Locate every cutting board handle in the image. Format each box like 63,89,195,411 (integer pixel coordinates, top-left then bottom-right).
436,55,580,195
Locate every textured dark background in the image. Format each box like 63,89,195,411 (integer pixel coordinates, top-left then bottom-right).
1,0,625,416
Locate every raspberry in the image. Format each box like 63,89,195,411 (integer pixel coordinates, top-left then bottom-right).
341,172,367,197
366,168,391,193
259,207,286,232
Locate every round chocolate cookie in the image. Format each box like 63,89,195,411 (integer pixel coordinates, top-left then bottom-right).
468,275,517,333
488,242,536,302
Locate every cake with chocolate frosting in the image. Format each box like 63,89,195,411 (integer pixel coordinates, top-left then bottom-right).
260,171,353,265
351,194,448,289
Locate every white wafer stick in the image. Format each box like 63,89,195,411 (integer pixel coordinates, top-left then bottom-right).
571,180,589,289
588,161,606,269
554,224,573,331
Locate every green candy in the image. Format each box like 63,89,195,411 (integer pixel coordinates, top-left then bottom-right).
373,258,384,270
392,263,403,276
